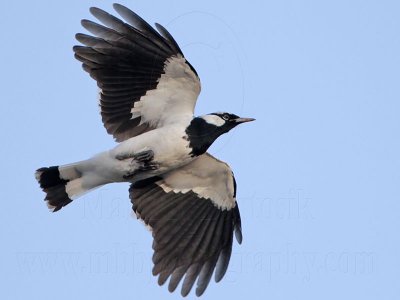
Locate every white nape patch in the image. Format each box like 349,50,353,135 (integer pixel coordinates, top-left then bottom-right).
201,114,225,127
129,55,200,127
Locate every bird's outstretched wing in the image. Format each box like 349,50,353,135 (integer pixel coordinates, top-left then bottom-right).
74,4,201,141
129,153,242,296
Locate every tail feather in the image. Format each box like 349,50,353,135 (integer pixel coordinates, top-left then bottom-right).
36,154,115,212
35,164,84,212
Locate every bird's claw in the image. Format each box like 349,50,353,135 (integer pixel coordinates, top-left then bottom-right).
116,149,154,162
133,150,154,162
122,150,158,179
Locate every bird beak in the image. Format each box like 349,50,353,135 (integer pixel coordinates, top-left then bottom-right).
234,117,256,124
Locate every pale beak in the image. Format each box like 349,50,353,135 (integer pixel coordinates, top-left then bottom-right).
234,117,256,124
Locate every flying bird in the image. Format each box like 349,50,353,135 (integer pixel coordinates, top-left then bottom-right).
35,3,254,297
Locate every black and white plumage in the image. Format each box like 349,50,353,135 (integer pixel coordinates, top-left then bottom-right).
35,4,253,297
130,153,242,296
74,5,200,142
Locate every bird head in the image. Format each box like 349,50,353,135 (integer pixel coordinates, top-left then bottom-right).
200,112,255,134
186,112,255,156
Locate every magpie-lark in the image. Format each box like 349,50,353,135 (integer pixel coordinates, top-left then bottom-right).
35,4,254,297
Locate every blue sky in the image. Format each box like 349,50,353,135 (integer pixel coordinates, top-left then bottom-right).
1,0,399,299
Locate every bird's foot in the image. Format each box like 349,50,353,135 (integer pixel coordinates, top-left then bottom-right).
122,150,158,179
116,149,154,161
133,150,154,162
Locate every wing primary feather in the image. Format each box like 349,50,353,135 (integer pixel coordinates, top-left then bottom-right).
152,214,212,283
81,21,158,58
90,7,171,57
75,33,111,48
74,54,100,69
152,193,200,235
215,233,233,282
138,192,179,223
177,208,221,265
196,210,232,296
191,210,225,263
196,256,219,296
233,204,243,244
152,201,213,275
170,209,224,292
151,194,197,234
112,3,174,54
215,213,234,282
190,211,227,295
152,197,208,256
146,195,184,227
100,103,131,114
137,192,172,224
154,23,183,55
158,269,171,286
90,7,129,31
156,207,220,294
132,190,160,217
128,153,243,295
81,19,122,41
152,196,207,252
135,191,164,222
181,263,202,297
168,266,187,292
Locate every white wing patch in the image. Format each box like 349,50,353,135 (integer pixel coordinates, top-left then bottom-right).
156,153,236,210
130,55,201,127
130,100,143,119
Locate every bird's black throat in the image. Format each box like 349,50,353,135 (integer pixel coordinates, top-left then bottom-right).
185,117,231,156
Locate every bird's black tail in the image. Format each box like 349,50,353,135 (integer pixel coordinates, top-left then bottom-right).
35,164,82,212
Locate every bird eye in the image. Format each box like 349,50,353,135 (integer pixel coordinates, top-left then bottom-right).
222,114,230,121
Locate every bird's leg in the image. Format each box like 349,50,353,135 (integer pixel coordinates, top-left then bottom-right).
122,150,159,179
116,148,154,161
132,150,154,162
134,150,159,172
115,152,136,161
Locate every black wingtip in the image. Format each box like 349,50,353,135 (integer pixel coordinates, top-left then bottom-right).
89,6,98,14
113,3,133,16
112,3,131,14
112,3,122,10
154,23,184,56
235,227,243,244
233,204,242,244
72,45,82,53
112,3,151,31
80,19,91,28
75,32,82,40
90,6,113,22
